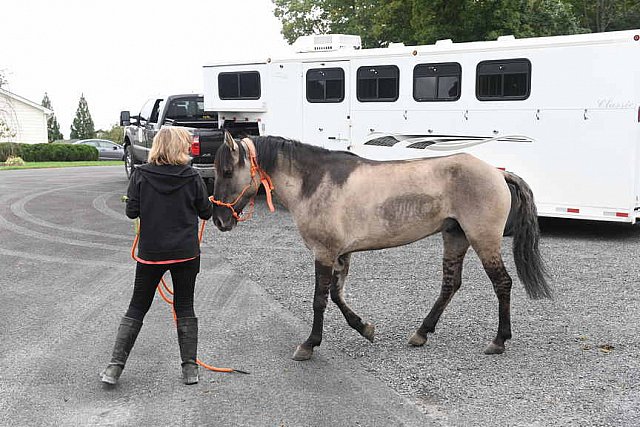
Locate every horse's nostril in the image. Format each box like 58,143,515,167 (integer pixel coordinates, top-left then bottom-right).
213,218,222,228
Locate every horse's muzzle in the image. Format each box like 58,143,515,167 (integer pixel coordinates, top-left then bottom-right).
212,207,237,232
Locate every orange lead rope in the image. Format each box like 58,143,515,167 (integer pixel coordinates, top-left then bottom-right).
131,219,249,374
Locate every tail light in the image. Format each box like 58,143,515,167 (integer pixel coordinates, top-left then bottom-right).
191,135,200,156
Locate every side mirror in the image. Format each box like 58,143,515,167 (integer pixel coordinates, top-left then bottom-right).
120,111,131,126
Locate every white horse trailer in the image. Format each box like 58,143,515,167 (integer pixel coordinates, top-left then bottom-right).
203,30,640,223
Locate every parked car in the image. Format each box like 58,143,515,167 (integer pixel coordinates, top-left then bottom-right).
74,139,125,161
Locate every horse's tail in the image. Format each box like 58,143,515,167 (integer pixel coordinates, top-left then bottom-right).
503,171,552,299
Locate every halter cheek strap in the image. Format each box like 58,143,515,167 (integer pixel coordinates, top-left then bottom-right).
242,138,276,213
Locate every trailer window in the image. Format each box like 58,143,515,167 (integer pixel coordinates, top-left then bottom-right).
306,68,345,103
414,63,461,101
476,59,531,100
357,65,399,102
218,71,261,100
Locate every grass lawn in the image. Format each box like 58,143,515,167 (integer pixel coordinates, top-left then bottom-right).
0,160,123,171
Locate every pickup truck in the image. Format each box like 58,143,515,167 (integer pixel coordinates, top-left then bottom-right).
119,94,223,194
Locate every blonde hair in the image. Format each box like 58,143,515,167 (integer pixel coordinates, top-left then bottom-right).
148,127,192,165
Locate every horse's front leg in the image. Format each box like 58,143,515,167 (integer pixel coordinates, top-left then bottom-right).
329,254,375,342
292,260,332,361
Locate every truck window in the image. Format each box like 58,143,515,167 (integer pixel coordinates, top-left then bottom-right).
139,98,158,121
218,71,261,100
413,63,461,102
306,68,345,103
357,65,399,102
165,97,207,121
476,59,531,101
148,99,163,123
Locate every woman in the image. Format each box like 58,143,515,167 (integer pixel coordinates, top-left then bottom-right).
101,127,213,386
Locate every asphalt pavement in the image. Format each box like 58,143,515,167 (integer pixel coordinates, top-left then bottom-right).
0,166,431,426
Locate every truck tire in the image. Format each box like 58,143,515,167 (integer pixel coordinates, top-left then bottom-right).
124,145,135,180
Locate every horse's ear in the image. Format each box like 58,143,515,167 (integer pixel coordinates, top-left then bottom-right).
224,131,238,152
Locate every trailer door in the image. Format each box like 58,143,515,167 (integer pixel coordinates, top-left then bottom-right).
302,62,351,150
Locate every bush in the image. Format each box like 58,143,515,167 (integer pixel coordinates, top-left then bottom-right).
0,142,98,162
5,156,25,166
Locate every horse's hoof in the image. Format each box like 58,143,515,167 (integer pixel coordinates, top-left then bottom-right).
408,332,427,347
292,345,313,361
361,322,375,343
484,342,505,355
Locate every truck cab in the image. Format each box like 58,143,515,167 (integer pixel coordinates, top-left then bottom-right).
120,94,223,193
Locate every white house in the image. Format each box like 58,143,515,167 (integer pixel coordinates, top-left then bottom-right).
0,88,52,144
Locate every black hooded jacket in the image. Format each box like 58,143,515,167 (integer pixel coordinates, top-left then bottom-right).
126,164,213,261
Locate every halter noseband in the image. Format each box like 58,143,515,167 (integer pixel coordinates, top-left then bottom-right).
209,137,275,222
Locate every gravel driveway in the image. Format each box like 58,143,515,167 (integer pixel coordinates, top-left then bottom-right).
208,195,640,426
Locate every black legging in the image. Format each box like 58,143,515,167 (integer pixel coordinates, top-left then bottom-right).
125,257,200,321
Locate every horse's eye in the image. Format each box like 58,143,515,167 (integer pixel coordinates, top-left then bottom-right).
223,169,233,178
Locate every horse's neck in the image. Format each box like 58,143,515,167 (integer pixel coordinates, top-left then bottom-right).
265,149,320,212
268,164,302,212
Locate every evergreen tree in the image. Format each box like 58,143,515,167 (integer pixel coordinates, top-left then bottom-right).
70,94,96,140
41,92,63,142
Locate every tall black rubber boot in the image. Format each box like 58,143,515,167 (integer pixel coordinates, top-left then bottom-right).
176,317,199,385
100,317,143,385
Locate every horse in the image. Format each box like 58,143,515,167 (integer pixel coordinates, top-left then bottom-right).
211,133,551,361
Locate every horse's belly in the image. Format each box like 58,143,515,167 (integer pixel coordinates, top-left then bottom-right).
347,217,443,252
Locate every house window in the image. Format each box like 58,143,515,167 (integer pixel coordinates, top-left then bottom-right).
218,71,261,100
306,68,345,103
414,62,461,101
357,65,399,102
476,59,531,100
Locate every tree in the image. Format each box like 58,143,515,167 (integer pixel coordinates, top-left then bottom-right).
96,124,124,145
273,0,587,47
0,69,7,89
0,118,16,140
70,94,96,140
41,92,63,142
566,0,640,33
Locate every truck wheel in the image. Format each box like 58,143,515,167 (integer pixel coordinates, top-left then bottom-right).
124,146,135,179
205,178,215,195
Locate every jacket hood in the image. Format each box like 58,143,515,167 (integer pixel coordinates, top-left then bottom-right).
137,164,199,194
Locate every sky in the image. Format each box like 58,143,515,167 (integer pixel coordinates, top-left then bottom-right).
1,0,289,138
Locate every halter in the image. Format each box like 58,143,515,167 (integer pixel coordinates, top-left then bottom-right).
209,137,275,222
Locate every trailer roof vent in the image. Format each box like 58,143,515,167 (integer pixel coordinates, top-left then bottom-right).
497,35,516,41
292,34,362,53
435,39,453,46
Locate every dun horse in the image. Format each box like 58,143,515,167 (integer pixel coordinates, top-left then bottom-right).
212,134,551,361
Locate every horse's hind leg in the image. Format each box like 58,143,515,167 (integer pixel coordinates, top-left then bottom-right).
474,242,513,355
409,225,469,346
292,260,332,361
329,254,375,343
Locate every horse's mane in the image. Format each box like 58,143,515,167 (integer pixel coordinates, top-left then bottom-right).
215,135,360,175
252,135,359,173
